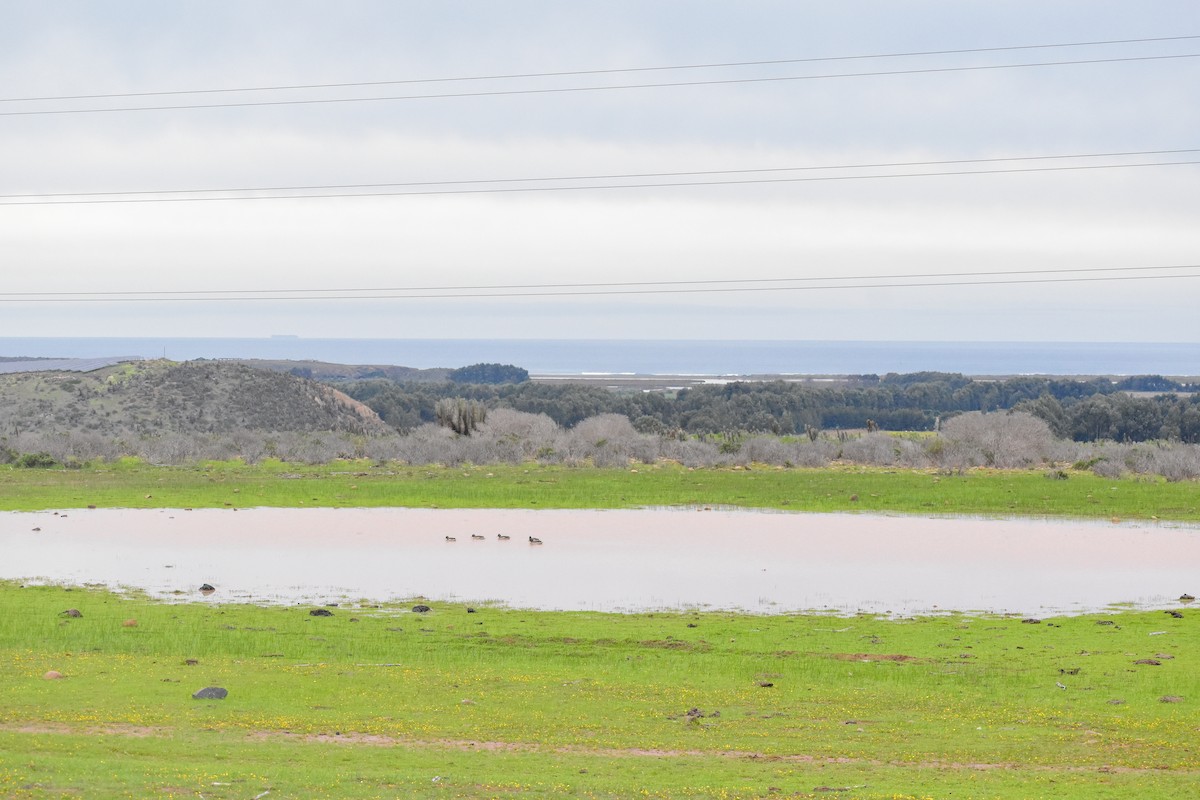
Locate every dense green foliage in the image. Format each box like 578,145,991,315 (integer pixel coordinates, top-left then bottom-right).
2,582,1197,798
344,372,1200,441
448,362,530,384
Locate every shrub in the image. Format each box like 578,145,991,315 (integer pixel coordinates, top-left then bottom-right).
14,451,57,468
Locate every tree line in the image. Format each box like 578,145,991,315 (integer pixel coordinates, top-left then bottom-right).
341,372,1200,443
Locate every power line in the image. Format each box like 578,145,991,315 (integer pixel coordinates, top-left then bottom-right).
3,148,1197,202
3,264,1197,302
2,158,1196,207
4,34,1196,103
3,53,1197,117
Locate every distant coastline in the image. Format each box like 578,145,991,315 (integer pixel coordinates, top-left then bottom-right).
0,337,1197,378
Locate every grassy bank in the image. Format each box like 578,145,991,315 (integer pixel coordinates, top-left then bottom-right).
2,582,1197,799
1,459,1198,520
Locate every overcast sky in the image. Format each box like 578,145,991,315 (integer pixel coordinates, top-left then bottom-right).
2,1,1199,342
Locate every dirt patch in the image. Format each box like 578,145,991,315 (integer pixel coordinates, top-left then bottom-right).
7,723,1198,776
829,653,921,662
3,722,163,737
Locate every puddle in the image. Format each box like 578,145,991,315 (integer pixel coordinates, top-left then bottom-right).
2,508,1197,615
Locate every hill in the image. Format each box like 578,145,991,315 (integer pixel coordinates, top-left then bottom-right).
217,358,451,383
0,360,389,437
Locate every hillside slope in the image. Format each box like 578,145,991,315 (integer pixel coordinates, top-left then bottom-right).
0,360,390,436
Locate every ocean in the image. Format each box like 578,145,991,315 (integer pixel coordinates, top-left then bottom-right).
0,337,1197,377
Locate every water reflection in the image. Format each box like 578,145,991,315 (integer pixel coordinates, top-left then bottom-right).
3,508,1196,615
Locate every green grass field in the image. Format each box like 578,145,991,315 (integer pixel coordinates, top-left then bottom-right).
2,458,1198,520
2,582,1198,799
4,461,1198,797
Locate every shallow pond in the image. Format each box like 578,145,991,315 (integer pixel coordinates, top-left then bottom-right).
3,508,1197,615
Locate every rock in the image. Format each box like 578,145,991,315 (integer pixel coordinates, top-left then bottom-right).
412,604,432,613
1021,618,1041,624
466,607,477,613
184,659,199,666
309,608,334,617
1160,695,1184,703
1096,620,1115,625
60,609,82,618
43,670,64,680
1134,658,1162,665
122,619,138,627
192,686,228,700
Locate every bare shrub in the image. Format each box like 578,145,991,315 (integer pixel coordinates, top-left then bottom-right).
361,434,406,463
737,435,792,465
1119,442,1200,481
272,431,358,464
660,438,725,468
474,409,560,463
394,423,460,465
937,411,1052,469
791,439,837,467
136,433,198,466
893,437,933,469
1091,457,1126,479
567,414,645,467
1153,445,1200,481
840,433,901,466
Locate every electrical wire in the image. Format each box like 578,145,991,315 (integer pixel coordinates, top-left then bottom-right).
3,148,1197,203
3,53,1197,117
3,34,1196,103
3,265,1197,303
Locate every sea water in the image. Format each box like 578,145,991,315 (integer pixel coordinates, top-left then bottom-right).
1,337,1197,376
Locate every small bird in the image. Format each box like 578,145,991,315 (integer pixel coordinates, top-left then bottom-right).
445,536,456,542
1056,682,1067,690
470,534,485,540
497,534,511,540
528,536,543,545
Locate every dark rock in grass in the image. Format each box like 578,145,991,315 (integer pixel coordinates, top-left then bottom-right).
184,659,199,666
192,686,228,700
1021,618,1042,624
1096,620,1116,625
1160,695,1184,703
1107,698,1126,705
309,608,334,617
687,623,698,628
1059,667,1081,675
412,604,432,613
466,607,477,613
60,609,82,618
1134,658,1162,665
757,681,775,688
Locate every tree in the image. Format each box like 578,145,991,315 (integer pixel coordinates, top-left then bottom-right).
434,397,488,436
448,363,529,384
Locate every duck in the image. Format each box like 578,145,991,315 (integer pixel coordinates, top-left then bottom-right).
445,536,456,542
470,534,486,540
497,534,511,540
528,536,543,545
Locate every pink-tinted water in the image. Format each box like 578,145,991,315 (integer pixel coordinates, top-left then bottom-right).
3,508,1197,614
